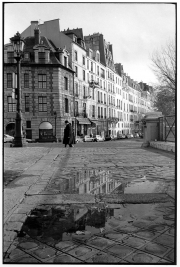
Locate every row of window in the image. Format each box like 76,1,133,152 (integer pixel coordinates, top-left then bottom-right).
7,94,143,123
7,73,69,90
7,73,146,106
7,96,70,114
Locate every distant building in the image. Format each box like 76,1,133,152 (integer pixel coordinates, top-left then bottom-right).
4,19,155,140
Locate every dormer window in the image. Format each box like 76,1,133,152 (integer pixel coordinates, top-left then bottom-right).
64,56,67,67
74,36,77,43
90,51,92,59
24,52,30,61
97,53,100,62
38,52,45,63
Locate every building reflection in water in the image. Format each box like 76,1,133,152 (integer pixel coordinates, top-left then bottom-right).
58,169,125,195
22,204,116,242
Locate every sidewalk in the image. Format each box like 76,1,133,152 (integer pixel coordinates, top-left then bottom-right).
150,141,175,153
3,141,176,263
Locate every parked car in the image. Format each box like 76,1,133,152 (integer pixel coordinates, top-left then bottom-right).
134,133,139,138
76,136,84,143
93,135,105,142
105,136,112,141
126,133,134,139
26,138,34,143
83,135,94,142
4,134,14,143
118,134,126,139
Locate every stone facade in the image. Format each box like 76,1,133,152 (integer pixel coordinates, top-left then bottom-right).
4,29,74,141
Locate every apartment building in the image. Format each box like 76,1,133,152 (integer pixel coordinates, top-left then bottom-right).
4,27,74,141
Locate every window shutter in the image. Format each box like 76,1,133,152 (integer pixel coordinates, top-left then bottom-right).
12,73,17,88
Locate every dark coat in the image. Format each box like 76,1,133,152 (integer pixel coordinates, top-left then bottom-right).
63,123,73,145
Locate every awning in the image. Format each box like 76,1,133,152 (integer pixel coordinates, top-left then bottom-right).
76,118,91,125
39,122,53,129
90,120,102,126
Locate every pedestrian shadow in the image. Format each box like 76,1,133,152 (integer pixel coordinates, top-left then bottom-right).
4,170,39,187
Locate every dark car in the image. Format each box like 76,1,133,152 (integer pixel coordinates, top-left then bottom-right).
105,136,112,141
118,134,126,139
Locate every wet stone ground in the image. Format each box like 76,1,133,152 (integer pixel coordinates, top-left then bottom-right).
44,167,174,196
4,201,175,263
4,142,175,263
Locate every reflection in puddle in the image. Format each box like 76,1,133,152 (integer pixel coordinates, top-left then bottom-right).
53,169,161,195
20,203,161,246
55,169,125,195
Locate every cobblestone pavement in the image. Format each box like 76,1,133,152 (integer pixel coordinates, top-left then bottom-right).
3,140,176,263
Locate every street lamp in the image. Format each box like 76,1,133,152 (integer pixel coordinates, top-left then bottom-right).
10,32,25,147
54,111,57,141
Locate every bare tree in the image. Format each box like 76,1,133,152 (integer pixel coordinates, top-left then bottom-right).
151,40,176,92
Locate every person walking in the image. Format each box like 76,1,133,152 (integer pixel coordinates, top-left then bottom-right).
63,120,73,147
71,126,76,147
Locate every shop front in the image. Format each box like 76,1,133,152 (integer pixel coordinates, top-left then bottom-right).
37,121,56,142
76,118,91,136
90,119,105,138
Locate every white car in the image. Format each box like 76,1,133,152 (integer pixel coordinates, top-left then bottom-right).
4,134,14,143
94,135,105,142
126,134,134,139
76,136,84,143
83,135,94,142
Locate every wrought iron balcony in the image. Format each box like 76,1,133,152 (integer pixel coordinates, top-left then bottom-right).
89,80,100,88
107,117,119,123
83,95,91,99
77,112,88,118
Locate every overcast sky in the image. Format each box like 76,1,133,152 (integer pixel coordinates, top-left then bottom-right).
4,2,176,85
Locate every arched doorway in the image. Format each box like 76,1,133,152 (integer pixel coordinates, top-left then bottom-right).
6,122,15,136
39,121,53,141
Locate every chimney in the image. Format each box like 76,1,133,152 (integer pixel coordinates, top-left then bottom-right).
34,27,40,45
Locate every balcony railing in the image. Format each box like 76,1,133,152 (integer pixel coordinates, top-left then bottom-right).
107,117,119,123
83,95,91,99
76,112,88,118
89,81,100,88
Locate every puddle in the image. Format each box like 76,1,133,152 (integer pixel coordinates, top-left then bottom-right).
19,202,165,246
124,180,160,194
49,169,162,195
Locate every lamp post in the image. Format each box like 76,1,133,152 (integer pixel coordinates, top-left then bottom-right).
54,111,57,141
10,32,25,147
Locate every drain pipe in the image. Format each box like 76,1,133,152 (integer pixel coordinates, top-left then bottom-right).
73,72,77,140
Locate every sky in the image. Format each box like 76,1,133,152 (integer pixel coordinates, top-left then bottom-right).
3,2,176,86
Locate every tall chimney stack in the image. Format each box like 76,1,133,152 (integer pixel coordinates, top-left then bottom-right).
34,27,40,45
